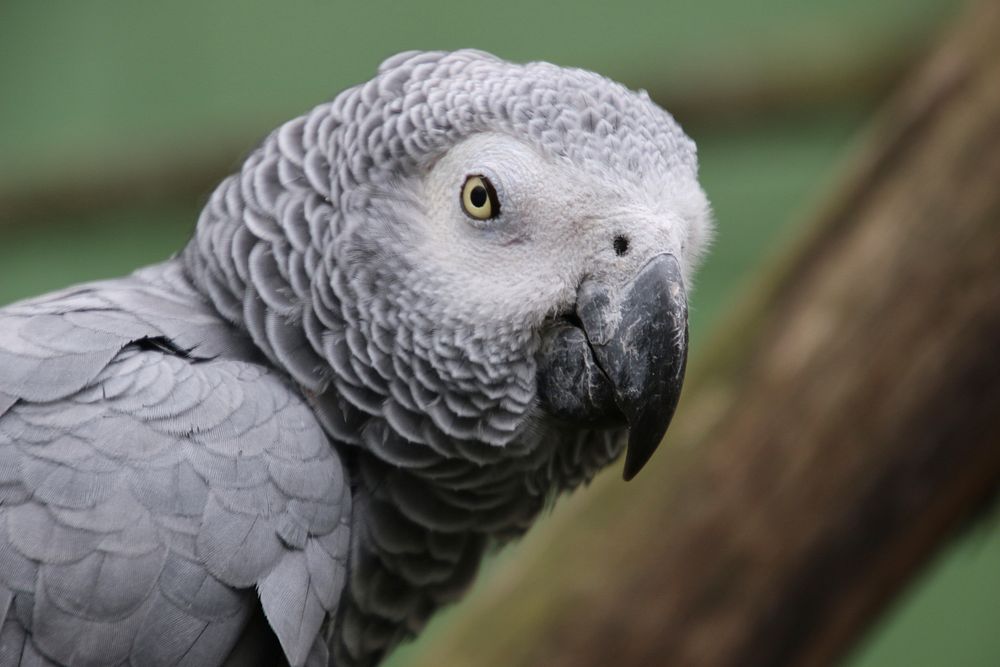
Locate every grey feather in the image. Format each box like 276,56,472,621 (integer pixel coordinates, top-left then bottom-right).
130,593,236,667
258,551,325,666
0,539,35,594
0,618,26,666
32,581,147,666
157,553,248,621
0,274,350,665
0,587,12,634
39,549,164,621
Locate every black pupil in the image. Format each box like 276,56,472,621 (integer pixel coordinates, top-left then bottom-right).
470,185,488,208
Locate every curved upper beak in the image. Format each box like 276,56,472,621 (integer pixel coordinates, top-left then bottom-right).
539,254,688,480
579,254,688,479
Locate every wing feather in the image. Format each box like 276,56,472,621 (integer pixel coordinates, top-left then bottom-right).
0,269,351,667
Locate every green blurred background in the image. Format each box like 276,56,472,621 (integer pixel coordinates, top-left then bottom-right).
1,1,996,664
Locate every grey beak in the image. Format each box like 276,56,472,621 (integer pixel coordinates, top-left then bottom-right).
577,254,688,480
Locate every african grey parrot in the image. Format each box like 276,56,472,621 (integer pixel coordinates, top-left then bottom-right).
0,50,712,666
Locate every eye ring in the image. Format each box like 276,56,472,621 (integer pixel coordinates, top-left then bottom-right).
460,175,500,221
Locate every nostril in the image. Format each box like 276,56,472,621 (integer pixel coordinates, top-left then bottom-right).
613,235,630,257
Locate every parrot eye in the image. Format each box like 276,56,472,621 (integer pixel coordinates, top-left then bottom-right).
460,175,500,220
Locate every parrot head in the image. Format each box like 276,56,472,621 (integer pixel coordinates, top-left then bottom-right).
188,49,712,487
335,50,713,481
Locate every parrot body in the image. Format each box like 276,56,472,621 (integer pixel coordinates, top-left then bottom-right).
0,50,712,666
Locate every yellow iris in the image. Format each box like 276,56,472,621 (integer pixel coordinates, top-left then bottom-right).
461,175,500,220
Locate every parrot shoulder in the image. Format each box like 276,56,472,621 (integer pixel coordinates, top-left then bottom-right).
0,266,351,667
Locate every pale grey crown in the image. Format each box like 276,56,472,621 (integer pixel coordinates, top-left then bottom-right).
353,49,695,184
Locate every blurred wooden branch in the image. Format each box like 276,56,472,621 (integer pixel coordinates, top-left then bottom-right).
0,32,926,227
0,141,246,225
641,38,918,128
404,2,1000,666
